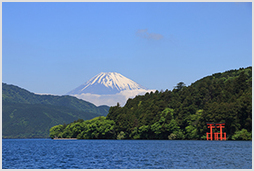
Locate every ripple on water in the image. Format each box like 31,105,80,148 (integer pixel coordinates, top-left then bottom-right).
2,139,252,169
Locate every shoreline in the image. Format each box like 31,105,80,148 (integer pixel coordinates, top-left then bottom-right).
53,138,77,140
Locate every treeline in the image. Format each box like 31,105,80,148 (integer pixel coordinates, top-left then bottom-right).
50,117,115,139
50,67,252,140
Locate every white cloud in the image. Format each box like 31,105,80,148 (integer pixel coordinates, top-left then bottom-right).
136,29,163,40
73,89,156,107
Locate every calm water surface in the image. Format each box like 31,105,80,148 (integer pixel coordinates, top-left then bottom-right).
2,139,252,169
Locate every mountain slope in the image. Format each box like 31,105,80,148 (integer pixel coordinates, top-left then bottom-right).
3,102,101,138
2,83,110,138
3,83,109,115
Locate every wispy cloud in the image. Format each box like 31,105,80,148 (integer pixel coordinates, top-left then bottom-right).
136,29,163,40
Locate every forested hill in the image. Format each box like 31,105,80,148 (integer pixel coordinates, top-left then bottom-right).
107,66,252,140
2,83,110,138
2,83,109,114
50,67,251,140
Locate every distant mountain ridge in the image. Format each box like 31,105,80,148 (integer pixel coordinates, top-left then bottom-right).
2,83,110,138
67,72,155,106
3,83,109,114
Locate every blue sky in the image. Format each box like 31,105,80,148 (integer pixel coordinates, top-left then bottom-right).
2,2,252,95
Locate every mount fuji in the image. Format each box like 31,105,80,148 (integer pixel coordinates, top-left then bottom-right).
66,72,155,106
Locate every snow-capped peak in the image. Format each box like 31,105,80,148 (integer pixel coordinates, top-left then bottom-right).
67,72,147,95
84,72,145,91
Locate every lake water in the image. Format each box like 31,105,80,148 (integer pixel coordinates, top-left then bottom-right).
2,139,252,169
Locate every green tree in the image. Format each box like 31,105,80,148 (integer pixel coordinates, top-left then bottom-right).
174,82,186,91
232,129,252,140
49,124,63,138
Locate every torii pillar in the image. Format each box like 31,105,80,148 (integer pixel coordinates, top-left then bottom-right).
206,123,215,140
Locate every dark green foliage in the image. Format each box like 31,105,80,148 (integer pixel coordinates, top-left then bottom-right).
106,67,252,140
232,129,252,140
2,83,110,138
174,82,186,91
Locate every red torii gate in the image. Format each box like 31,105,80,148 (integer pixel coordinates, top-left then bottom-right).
216,123,226,140
206,122,226,140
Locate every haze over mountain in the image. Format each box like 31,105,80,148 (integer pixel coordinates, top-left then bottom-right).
67,72,155,106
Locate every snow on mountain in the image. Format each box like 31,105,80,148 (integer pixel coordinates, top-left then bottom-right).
67,72,155,106
67,72,148,95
